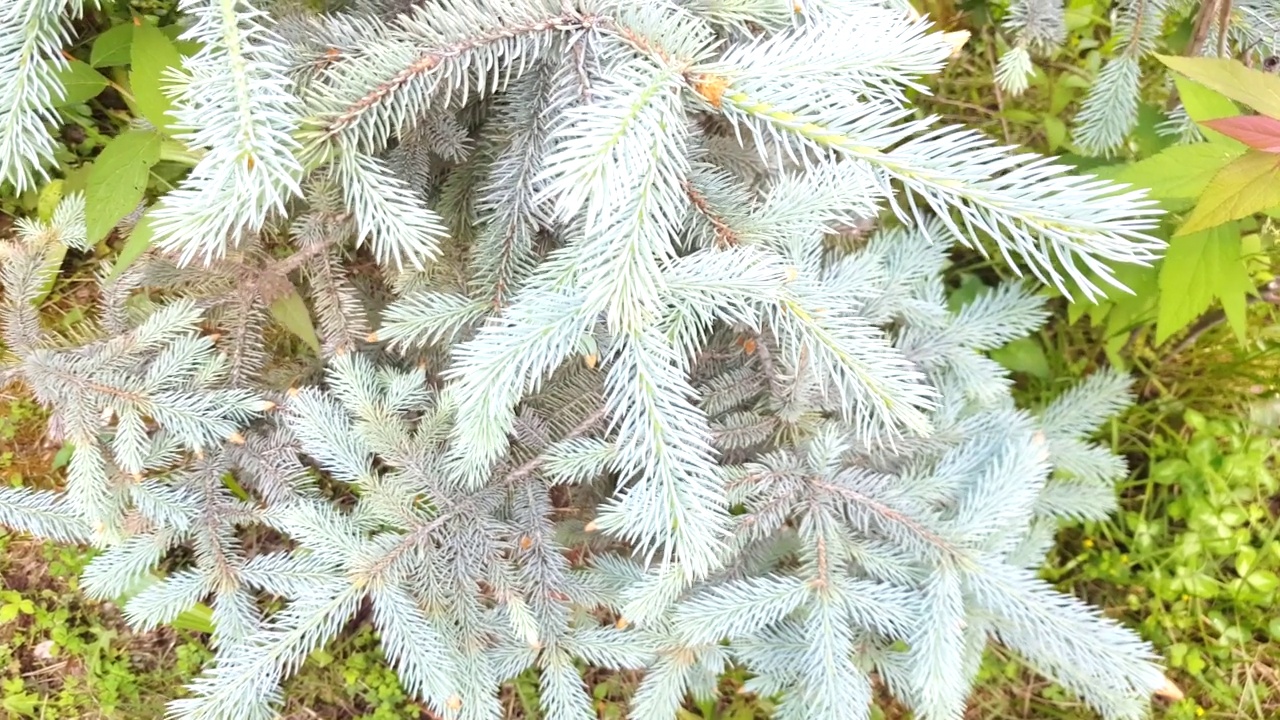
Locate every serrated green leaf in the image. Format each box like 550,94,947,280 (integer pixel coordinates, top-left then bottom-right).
49,58,108,107
1220,286,1249,344
1156,223,1246,344
3,692,40,718
1116,142,1244,199
130,23,182,134
1216,234,1256,345
85,129,162,244
108,209,156,281
91,23,134,68
1178,150,1280,235
270,289,323,354
1158,55,1280,119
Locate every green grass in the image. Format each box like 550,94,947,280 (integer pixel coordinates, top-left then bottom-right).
0,532,208,718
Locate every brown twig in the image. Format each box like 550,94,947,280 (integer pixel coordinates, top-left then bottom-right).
983,30,1011,144
359,407,608,583
1187,0,1223,59
1165,0,1228,112
682,180,739,247
1216,0,1234,59
325,13,593,138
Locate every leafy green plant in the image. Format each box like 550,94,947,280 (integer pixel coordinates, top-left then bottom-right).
1055,411,1280,719
1069,57,1280,356
0,534,211,719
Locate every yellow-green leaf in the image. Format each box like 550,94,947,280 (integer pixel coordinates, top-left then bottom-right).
1177,150,1280,235
1116,142,1244,199
91,23,134,68
1171,75,1242,148
85,129,162,244
270,290,322,354
1043,115,1066,152
49,58,108,107
1156,223,1249,344
1220,273,1250,344
108,210,156,281
130,23,182,134
170,602,216,634
37,179,64,222
1158,55,1280,119
33,243,68,306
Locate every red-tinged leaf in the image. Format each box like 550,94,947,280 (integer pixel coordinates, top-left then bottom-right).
1200,116,1280,153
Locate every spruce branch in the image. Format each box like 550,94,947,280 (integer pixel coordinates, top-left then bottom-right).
0,0,87,192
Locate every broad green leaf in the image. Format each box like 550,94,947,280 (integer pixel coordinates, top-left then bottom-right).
91,23,134,68
130,23,182,134
85,129,162,244
108,209,156,281
3,692,40,717
1236,547,1259,577
1133,103,1174,156
270,289,323,354
160,23,203,56
1086,300,1112,328
1216,233,1256,344
61,163,92,195
1219,278,1250,344
1178,150,1280,235
1043,115,1066,152
990,337,1051,379
1116,142,1244,199
1156,223,1247,344
49,59,108,107
1158,55,1280,119
1245,569,1280,594
51,443,73,470
1172,75,1242,148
